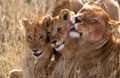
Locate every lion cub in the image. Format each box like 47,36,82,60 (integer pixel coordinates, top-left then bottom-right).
47,9,82,78
22,17,54,78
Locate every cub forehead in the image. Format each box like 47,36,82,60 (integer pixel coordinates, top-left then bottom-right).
25,20,46,33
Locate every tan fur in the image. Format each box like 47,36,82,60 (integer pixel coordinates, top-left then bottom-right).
86,0,120,21
47,9,81,78
48,9,75,50
69,5,120,78
22,17,54,78
47,0,83,17
48,0,119,78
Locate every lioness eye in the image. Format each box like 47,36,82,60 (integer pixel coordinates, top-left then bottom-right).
39,35,44,41
90,18,98,22
28,36,32,41
80,9,87,13
57,28,62,33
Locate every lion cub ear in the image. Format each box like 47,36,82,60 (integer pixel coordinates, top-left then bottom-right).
22,17,31,29
59,9,75,21
43,16,52,29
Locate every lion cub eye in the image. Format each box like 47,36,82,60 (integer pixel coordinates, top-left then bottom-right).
57,28,62,33
39,35,44,41
28,36,32,41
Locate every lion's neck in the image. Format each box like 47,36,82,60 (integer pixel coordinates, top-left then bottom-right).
62,35,111,60
61,37,79,58
75,36,110,59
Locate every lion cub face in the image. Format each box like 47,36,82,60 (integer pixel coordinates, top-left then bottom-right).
22,17,50,58
48,9,75,51
71,4,112,42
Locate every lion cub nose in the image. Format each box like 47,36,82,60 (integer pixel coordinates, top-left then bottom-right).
51,40,57,44
32,49,38,53
75,17,82,23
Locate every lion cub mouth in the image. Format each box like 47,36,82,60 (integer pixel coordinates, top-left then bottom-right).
32,50,43,57
54,41,65,51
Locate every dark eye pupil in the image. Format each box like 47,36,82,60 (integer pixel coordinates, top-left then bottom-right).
28,36,32,40
39,36,44,41
81,9,86,13
57,28,62,33
90,18,98,22
64,14,68,20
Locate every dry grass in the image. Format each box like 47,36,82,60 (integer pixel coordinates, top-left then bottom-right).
0,0,119,78
0,0,54,77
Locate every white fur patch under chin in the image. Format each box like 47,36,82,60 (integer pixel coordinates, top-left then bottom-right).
55,44,64,51
69,31,80,38
51,44,55,47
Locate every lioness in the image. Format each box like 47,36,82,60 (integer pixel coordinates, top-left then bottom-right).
70,4,120,78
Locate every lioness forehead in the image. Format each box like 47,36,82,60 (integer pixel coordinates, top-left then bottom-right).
83,4,102,12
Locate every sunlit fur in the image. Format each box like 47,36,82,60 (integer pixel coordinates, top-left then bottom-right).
22,17,54,78
69,4,120,78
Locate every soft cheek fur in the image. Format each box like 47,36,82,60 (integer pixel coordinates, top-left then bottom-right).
69,31,80,38
75,20,106,41
55,44,64,51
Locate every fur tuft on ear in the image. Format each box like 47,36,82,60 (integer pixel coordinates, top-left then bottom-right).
21,17,30,29
43,16,52,30
59,9,72,20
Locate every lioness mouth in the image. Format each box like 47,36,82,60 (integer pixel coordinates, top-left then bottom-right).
69,23,83,37
69,22,78,32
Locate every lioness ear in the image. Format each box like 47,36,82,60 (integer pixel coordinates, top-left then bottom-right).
22,17,30,29
59,9,74,20
43,16,52,29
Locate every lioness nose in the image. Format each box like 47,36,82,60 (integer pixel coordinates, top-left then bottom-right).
75,17,82,23
51,40,57,44
32,49,38,53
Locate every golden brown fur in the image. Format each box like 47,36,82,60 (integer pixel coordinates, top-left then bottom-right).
22,17,54,78
48,0,119,53
85,0,120,21
47,0,83,17
20,0,82,77
69,4,120,78
47,9,76,52
47,9,81,78
46,0,82,52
